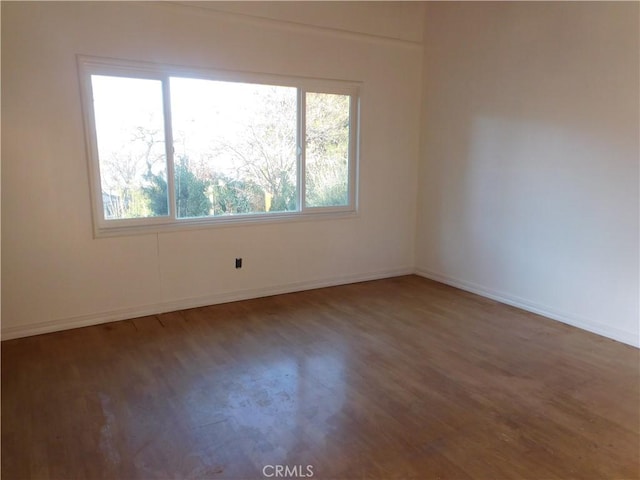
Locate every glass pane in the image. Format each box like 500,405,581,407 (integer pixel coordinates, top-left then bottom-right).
170,77,298,218
305,92,350,208
91,75,168,219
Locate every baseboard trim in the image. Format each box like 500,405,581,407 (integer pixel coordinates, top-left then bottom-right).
415,268,639,348
1,267,413,341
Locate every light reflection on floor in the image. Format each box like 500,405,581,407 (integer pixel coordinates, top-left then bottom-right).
177,342,347,470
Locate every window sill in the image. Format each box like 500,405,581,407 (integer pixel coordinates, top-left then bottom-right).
94,209,359,238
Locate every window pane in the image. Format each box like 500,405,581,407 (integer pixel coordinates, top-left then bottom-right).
91,75,168,219
305,92,350,208
170,77,298,218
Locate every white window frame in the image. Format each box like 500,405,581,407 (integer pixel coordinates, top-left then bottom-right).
78,55,360,237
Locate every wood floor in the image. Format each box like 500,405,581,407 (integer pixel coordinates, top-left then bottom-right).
2,275,639,479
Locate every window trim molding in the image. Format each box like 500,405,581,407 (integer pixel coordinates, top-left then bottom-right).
77,55,361,238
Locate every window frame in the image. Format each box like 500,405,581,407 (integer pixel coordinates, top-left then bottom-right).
78,55,360,237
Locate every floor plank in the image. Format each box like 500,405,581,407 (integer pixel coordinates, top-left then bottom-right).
2,275,638,479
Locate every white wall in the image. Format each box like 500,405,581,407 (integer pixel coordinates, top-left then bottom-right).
417,2,640,347
1,1,423,339
181,1,425,43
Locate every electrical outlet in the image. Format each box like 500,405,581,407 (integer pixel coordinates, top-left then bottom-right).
235,258,242,269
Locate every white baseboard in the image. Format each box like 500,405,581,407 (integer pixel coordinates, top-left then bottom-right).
5,267,637,348
415,268,639,348
1,267,413,341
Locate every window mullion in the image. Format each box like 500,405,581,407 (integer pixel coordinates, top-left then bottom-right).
162,77,177,221
349,94,359,209
298,88,306,212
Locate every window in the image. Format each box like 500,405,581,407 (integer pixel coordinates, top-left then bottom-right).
78,56,359,236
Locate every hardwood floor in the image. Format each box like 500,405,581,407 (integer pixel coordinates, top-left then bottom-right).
2,275,639,479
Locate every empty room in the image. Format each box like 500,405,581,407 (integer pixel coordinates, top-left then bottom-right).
2,1,638,479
